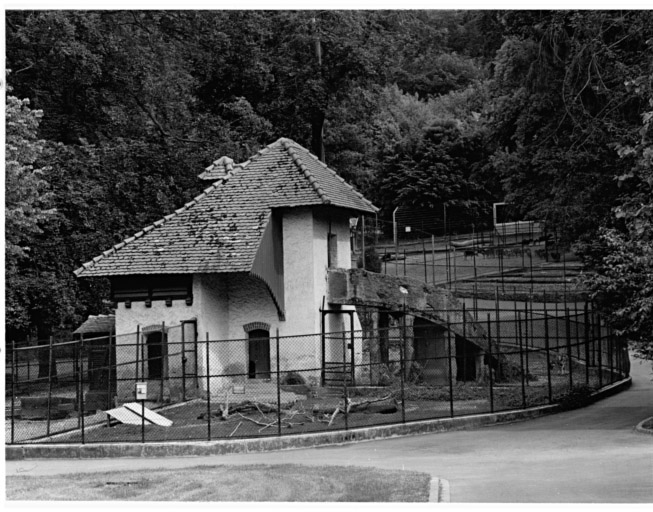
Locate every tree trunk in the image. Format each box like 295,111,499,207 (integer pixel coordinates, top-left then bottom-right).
311,109,325,162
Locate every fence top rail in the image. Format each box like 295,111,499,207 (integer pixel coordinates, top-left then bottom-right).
9,305,605,349
11,338,82,351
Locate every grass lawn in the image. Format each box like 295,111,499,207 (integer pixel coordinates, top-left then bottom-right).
6,463,432,502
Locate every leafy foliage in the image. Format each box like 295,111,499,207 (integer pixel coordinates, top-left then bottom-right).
578,57,653,361
6,10,653,358
5,94,55,264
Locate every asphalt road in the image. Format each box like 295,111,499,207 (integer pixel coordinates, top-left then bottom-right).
7,356,653,503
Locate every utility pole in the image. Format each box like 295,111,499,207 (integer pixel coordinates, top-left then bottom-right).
311,16,325,163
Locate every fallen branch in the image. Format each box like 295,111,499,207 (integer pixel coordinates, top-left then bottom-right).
236,413,276,429
311,395,393,415
328,406,340,426
229,421,242,437
197,400,282,420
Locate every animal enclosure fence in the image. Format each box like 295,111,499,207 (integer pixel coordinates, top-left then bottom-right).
353,215,578,300
6,303,628,445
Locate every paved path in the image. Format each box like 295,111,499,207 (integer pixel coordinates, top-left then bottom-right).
7,357,653,502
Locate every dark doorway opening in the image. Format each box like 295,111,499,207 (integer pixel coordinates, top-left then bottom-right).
146,332,166,379
455,335,477,381
248,329,271,379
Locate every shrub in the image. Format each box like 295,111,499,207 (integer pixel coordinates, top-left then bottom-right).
357,247,382,273
557,385,595,411
281,372,306,386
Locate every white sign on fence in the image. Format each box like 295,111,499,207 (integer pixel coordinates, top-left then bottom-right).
135,382,148,400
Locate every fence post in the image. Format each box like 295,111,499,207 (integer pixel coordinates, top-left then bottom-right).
544,301,552,403
80,337,85,445
27,335,32,381
447,317,454,418
584,303,590,386
75,338,80,429
608,328,614,384
423,239,428,282
462,304,467,382
361,216,366,270
524,302,529,386
141,392,146,445
597,316,603,388
135,326,140,382
342,330,350,431
205,333,211,441
431,235,436,284
141,326,146,383
276,329,282,436
517,312,526,409
108,329,114,409
399,312,406,424
555,302,560,349
350,313,356,386
566,309,573,391
160,322,165,403
320,305,326,387
181,322,186,402
495,289,501,364
46,335,54,438
11,340,16,444
487,314,494,413
574,303,580,361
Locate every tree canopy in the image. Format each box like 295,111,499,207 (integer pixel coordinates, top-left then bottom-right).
6,10,653,359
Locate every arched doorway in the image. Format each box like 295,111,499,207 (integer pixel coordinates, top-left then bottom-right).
248,329,271,379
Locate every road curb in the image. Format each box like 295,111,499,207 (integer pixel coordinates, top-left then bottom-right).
439,478,450,502
428,477,440,502
429,477,450,503
635,416,653,435
6,376,632,461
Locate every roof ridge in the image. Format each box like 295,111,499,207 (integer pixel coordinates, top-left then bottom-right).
73,177,228,276
305,149,377,210
280,138,331,205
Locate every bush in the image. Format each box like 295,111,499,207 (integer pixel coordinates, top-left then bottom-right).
557,384,595,411
357,247,382,273
281,372,306,385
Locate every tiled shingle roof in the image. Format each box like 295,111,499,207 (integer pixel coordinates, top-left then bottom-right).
75,138,377,278
198,155,235,181
73,314,115,334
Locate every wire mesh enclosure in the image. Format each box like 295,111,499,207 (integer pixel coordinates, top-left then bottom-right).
6,301,628,445
352,211,578,302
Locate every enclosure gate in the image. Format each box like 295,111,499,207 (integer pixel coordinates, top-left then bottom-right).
320,308,356,387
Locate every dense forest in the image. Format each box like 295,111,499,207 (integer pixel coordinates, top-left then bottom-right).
5,10,652,359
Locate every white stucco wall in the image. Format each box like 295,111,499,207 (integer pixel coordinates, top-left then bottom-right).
282,208,317,335
113,296,199,400
112,206,367,398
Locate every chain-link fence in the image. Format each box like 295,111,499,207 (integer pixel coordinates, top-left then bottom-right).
353,214,579,301
6,304,628,445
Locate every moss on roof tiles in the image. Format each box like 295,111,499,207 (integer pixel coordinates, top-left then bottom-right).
75,138,377,278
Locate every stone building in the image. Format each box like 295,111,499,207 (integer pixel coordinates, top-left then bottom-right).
75,138,377,401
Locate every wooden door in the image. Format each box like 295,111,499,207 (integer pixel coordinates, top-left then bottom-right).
248,329,271,379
